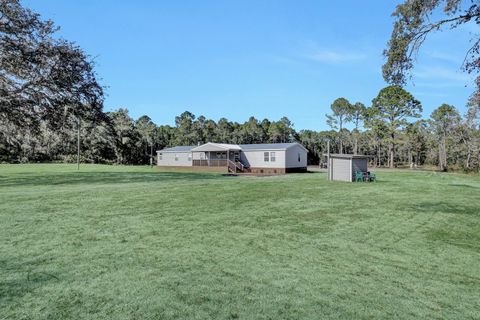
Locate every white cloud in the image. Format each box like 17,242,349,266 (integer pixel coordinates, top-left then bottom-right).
289,40,369,65
425,51,463,64
270,56,302,65
306,50,367,64
413,65,471,82
413,81,469,88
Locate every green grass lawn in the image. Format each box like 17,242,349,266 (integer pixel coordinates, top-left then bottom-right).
1,164,480,319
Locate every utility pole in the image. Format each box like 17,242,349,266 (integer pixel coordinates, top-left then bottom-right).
327,140,330,180
77,117,81,170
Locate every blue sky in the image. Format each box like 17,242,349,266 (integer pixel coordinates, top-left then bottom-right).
25,0,477,130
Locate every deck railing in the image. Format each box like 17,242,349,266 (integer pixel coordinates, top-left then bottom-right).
192,159,227,167
192,159,246,173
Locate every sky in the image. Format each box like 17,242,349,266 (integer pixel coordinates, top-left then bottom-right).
25,0,478,131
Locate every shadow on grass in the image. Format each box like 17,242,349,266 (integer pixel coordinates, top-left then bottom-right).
0,171,223,188
411,201,480,216
427,226,480,251
449,184,479,189
0,259,61,302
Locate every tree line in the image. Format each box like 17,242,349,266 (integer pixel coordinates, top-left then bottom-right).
1,108,296,164
2,97,479,172
322,88,479,171
1,0,479,172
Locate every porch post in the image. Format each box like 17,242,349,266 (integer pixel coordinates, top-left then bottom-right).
208,151,210,167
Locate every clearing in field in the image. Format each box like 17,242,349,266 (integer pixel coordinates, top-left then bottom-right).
1,164,480,319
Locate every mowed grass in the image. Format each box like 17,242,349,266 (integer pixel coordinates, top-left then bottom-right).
1,164,480,319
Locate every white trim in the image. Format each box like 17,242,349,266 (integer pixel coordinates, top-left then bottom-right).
158,142,308,153
349,159,353,182
192,142,241,152
285,143,308,153
242,148,287,152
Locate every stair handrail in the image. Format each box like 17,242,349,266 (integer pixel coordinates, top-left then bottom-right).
227,159,236,173
227,159,244,172
235,160,244,171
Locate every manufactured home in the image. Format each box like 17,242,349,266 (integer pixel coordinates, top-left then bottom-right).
157,142,308,174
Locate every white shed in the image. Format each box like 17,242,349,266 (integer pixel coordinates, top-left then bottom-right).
327,154,369,182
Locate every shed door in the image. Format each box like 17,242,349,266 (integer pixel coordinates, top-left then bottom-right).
332,158,351,182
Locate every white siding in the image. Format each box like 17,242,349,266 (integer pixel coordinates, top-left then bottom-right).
192,152,203,160
241,150,285,168
331,158,352,182
285,145,308,168
157,152,192,167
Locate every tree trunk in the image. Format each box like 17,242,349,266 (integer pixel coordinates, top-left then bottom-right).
408,149,413,168
477,148,480,173
415,148,419,167
354,135,358,155
439,135,447,171
377,141,381,167
438,147,443,171
389,132,395,169
339,119,343,154
150,144,153,167
464,139,473,170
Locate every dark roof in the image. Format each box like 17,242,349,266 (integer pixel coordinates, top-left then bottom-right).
323,153,370,159
240,143,304,151
159,146,195,152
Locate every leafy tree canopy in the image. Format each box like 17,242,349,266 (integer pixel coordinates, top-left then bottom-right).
326,97,352,130
0,0,104,128
383,0,480,99
430,103,461,133
371,85,422,167
371,85,422,129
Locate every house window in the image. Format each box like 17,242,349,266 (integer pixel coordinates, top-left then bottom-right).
188,154,192,161
159,153,163,160
298,153,301,162
175,154,179,161
200,153,205,160
264,152,269,162
270,152,276,162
